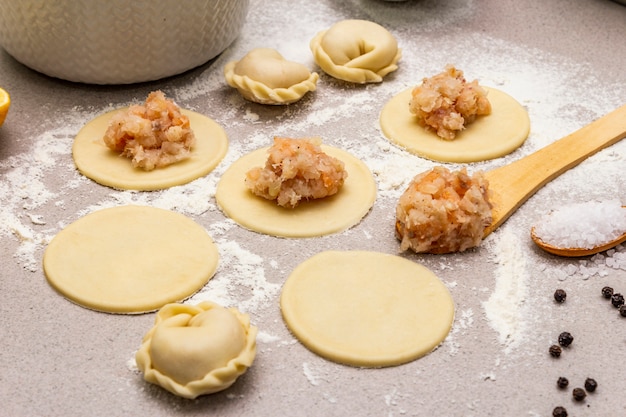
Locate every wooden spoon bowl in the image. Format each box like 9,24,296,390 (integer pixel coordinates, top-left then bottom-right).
529,207,626,257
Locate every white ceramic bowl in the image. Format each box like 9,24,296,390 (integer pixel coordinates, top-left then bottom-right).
0,0,249,84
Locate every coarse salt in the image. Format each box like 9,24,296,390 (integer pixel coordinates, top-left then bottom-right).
533,200,626,249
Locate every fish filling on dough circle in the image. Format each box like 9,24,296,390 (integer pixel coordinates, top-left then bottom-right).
72,91,228,191
380,66,530,163
215,137,377,237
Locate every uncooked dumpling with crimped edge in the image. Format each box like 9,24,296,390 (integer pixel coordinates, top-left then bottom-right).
135,301,257,399
224,48,319,105
310,19,401,83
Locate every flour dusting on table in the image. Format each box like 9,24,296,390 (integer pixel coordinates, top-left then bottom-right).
483,228,530,354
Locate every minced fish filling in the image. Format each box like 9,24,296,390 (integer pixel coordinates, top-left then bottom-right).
103,90,195,171
245,137,348,208
395,166,492,254
409,65,491,140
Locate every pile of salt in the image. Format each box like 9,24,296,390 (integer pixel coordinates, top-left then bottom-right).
533,200,626,249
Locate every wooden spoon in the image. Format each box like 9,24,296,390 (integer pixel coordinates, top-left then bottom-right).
483,103,626,238
530,209,626,257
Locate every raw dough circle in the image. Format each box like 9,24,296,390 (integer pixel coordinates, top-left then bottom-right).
43,205,219,314
215,145,377,237
72,109,229,190
280,251,455,367
380,87,530,162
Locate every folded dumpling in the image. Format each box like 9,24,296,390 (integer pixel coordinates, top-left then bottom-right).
135,301,257,399
224,48,319,105
310,19,401,83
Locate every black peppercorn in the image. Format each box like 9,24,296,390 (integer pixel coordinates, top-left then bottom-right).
584,378,597,393
549,344,562,358
558,331,573,348
556,377,569,389
554,289,567,303
620,305,626,317
611,293,625,308
602,286,614,299
552,406,568,417
572,387,586,401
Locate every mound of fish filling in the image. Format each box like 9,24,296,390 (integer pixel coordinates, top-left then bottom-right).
396,166,492,254
103,90,195,171
245,137,348,208
409,65,491,140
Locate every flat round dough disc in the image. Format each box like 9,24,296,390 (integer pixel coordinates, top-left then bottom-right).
215,145,377,238
380,87,530,163
43,205,219,314
72,109,229,190
280,251,455,367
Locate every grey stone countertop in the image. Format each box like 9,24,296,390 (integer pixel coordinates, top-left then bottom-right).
1,0,625,416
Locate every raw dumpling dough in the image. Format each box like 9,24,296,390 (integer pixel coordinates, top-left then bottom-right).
72,108,228,190
310,19,401,83
224,48,319,104
43,205,219,314
136,301,257,399
215,144,377,237
380,87,530,162
280,251,455,367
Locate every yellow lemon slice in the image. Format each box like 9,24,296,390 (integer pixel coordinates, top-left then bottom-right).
0,88,10,127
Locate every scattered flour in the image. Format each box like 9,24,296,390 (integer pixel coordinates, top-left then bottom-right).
483,228,530,354
302,362,322,386
445,308,474,355
0,124,82,271
256,331,281,344
384,388,400,406
126,354,139,373
322,392,338,404
187,239,281,315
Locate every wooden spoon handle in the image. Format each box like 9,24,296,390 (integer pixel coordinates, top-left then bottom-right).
484,103,626,237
